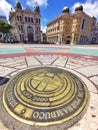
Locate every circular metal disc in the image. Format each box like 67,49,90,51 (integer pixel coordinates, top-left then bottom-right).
2,67,89,128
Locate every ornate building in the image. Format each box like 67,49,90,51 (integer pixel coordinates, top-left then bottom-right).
9,0,41,43
89,22,98,44
46,5,95,44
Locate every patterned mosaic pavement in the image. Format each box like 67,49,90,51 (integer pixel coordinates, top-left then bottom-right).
0,44,98,59
0,44,98,130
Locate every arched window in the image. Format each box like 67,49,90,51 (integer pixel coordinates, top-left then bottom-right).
18,25,20,30
21,25,23,31
27,26,33,33
28,17,30,22
20,16,22,21
25,17,27,22
17,15,19,21
20,34,22,40
31,18,33,23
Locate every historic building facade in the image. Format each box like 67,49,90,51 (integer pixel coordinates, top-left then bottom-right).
46,5,95,44
9,1,41,43
89,22,98,44
41,31,47,43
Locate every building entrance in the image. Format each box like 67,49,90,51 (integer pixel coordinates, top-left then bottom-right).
28,33,33,42
27,26,34,42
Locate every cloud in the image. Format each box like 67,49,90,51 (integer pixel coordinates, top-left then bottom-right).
0,0,12,21
27,0,48,7
41,25,46,32
72,0,98,20
83,0,98,19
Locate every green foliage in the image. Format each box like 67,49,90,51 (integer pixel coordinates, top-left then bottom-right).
0,21,12,34
0,21,12,42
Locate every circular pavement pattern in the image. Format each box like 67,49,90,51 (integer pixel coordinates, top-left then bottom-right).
2,66,89,129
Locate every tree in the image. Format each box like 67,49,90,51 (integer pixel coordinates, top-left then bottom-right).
0,21,12,42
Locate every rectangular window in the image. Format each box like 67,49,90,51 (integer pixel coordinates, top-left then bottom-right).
36,18,38,23
18,25,20,30
81,19,85,29
25,17,27,22
21,26,23,31
31,18,33,23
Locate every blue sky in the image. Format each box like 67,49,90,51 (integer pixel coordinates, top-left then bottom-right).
0,0,98,32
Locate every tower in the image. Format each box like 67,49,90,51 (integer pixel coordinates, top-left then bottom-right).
34,2,40,14
15,0,22,10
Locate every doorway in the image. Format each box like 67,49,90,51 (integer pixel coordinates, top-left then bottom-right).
28,34,33,42
27,26,33,42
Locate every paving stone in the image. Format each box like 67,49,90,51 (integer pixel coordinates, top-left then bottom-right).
26,56,41,66
35,55,58,65
68,91,98,130
13,63,27,69
0,57,26,69
90,76,98,86
74,65,98,77
0,66,16,77
66,58,98,69
52,56,67,67
0,121,9,130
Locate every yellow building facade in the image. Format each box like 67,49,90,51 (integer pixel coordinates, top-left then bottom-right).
46,5,95,44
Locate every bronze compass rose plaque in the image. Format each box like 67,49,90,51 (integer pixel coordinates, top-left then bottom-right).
2,67,89,128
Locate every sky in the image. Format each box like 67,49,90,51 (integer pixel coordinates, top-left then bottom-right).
0,0,98,32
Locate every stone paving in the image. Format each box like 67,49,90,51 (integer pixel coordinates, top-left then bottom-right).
0,44,98,130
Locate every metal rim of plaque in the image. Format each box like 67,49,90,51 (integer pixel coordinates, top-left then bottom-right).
2,66,90,128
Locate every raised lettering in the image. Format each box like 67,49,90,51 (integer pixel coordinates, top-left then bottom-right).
51,111,57,118
63,108,68,114
7,92,18,108
33,112,39,119
56,110,64,117
39,112,45,119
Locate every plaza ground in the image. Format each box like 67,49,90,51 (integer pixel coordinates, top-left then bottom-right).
0,43,98,130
